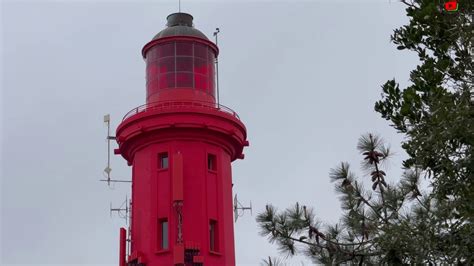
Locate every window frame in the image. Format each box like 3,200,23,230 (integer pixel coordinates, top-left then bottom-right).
158,152,169,170
209,219,219,252
158,218,169,251
207,153,217,172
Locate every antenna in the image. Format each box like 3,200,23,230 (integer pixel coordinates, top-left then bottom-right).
110,195,131,225
104,114,112,185
178,0,181,12
102,115,132,260
101,114,131,186
213,28,220,106
233,194,252,223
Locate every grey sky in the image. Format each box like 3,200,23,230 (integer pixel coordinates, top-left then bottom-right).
1,1,418,265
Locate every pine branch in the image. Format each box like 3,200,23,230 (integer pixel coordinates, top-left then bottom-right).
354,184,389,224
374,161,389,221
271,228,379,258
400,0,416,8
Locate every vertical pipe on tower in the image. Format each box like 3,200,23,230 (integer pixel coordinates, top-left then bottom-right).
119,227,126,266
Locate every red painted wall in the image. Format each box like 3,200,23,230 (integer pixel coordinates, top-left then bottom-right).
127,140,235,265
117,106,246,265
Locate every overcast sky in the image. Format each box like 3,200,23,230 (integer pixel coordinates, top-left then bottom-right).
1,0,419,265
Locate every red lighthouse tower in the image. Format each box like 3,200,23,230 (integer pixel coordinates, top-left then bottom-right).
115,13,248,266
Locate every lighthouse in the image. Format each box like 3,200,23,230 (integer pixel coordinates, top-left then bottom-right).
114,13,248,266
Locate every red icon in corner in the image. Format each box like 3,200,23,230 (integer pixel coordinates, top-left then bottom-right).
444,0,459,12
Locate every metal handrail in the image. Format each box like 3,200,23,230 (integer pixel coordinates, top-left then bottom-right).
122,100,240,121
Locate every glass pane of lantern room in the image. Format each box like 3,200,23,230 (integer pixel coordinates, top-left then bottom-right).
147,63,159,79
158,73,175,90
194,74,208,92
158,57,175,74
157,42,175,57
176,72,193,88
176,42,193,56
176,57,193,72
194,43,208,59
194,58,208,75
146,48,159,63
147,79,159,98
207,52,215,96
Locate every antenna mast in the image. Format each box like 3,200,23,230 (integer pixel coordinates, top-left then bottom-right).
213,28,220,106
102,114,133,264
102,114,131,185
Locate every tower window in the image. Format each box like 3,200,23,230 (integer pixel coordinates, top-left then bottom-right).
159,218,169,250
209,220,218,252
158,152,169,169
208,154,216,171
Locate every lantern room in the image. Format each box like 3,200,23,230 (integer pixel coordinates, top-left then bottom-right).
142,13,219,103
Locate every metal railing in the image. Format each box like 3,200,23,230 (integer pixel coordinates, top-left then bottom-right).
122,100,240,121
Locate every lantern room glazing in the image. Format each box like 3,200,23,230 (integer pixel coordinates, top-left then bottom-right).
145,41,216,102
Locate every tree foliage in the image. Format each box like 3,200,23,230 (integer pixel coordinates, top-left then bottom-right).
375,0,473,218
257,0,473,264
258,135,430,264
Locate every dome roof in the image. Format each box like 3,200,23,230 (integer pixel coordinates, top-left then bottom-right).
152,13,209,41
